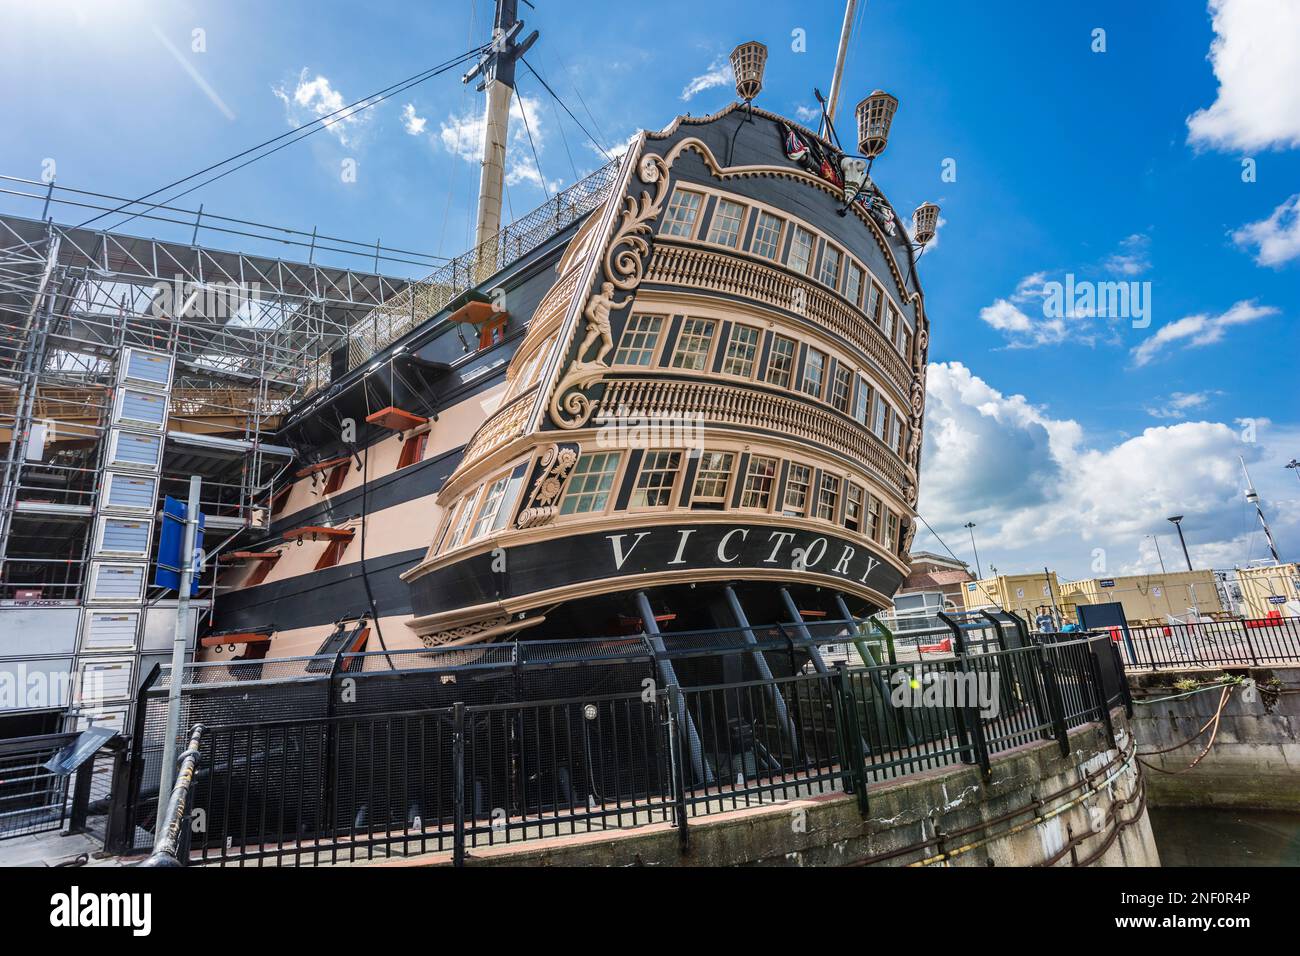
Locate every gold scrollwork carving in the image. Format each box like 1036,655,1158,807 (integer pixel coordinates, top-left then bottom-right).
515,442,580,529
549,153,671,429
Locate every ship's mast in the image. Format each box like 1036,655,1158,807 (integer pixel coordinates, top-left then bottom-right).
822,0,860,135
1241,456,1282,564
463,0,538,252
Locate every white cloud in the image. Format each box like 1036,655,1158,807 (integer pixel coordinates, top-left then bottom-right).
1232,193,1300,267
1131,299,1278,366
438,94,557,191
681,56,732,101
979,298,1067,346
1145,391,1216,420
1186,0,1300,151
273,70,374,147
915,362,1298,578
401,103,427,136
794,104,821,123
1104,233,1151,276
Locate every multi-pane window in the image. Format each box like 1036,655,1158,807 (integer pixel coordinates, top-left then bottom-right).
706,198,745,248
767,335,796,388
751,210,783,259
844,262,864,307
884,510,900,551
446,486,482,551
691,451,735,507
866,493,882,540
560,452,621,515
802,348,826,399
899,325,912,360
662,188,703,238
787,226,816,275
721,325,760,378
854,374,872,425
613,314,664,366
883,304,898,340
830,364,852,413
670,318,716,371
816,473,840,521
845,483,864,532
866,283,883,325
873,397,890,440
472,474,512,539
894,414,908,456
739,456,777,509
783,463,811,517
819,245,842,290
631,451,682,508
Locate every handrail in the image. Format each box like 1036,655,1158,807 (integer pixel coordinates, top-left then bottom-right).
139,723,205,868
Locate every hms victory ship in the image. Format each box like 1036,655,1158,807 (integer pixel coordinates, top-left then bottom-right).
0,0,936,744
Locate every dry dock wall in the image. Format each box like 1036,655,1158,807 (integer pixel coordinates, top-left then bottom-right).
1128,666,1300,810
389,709,1158,867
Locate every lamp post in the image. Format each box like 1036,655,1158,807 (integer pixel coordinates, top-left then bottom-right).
1287,459,1300,485
964,521,983,580
1167,515,1193,571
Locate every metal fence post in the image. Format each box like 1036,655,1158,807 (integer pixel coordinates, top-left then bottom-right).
950,647,989,777
1107,639,1134,719
1242,625,1259,667
452,701,466,867
65,757,95,835
835,664,869,815
115,663,160,853
1087,645,1117,748
666,685,690,851
1037,645,1071,757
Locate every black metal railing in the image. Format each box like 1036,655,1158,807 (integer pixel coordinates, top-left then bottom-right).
108,630,1130,867
1114,616,1300,670
0,734,72,840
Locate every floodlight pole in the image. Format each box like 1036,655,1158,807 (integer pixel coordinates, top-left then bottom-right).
156,475,202,836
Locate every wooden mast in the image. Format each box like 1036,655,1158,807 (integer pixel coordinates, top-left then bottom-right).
463,0,539,257
823,0,859,134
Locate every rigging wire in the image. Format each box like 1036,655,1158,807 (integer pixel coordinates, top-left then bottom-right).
80,43,491,234
520,57,612,162
514,85,551,200
537,73,579,183
1,176,449,264
912,511,966,568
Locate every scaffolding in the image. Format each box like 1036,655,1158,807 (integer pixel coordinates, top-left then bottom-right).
0,158,623,734
0,200,418,732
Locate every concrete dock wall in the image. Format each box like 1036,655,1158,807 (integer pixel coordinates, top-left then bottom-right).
1128,666,1300,810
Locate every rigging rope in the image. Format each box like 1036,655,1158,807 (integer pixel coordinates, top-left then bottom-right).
80,43,491,233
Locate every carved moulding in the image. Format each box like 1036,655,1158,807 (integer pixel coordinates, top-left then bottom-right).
418,615,511,648
548,153,670,430
515,441,581,529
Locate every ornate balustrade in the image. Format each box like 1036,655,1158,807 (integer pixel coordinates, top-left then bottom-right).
643,240,913,399
596,376,910,493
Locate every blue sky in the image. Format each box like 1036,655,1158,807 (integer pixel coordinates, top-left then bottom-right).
2,0,1296,581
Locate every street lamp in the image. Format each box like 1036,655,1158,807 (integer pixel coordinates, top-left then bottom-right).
963,521,983,579
1287,459,1300,484
1167,515,1193,571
